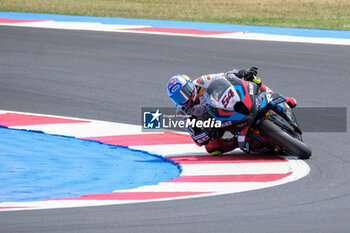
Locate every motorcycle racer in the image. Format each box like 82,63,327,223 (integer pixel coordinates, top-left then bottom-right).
166,67,297,156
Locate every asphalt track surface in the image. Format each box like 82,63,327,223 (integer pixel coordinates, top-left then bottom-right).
1,26,350,233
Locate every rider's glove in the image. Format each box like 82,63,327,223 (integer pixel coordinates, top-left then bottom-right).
242,67,262,86
243,67,258,80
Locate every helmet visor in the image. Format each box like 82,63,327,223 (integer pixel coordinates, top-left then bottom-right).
171,82,195,105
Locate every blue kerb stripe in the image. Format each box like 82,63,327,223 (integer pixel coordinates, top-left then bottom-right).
1,11,350,39
0,127,181,202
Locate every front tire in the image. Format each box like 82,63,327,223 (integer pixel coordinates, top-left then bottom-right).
260,119,312,159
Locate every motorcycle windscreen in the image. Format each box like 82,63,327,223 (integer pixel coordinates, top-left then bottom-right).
204,78,241,111
204,78,246,121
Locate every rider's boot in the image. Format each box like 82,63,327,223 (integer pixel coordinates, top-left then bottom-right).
205,138,237,156
286,97,297,108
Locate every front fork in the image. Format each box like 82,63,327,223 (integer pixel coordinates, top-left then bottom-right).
243,111,273,153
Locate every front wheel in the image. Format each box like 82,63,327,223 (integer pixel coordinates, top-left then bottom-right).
260,118,312,159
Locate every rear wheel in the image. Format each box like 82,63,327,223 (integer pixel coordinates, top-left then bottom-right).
260,118,312,159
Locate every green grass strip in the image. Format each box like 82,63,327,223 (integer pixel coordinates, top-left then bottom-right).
1,0,349,30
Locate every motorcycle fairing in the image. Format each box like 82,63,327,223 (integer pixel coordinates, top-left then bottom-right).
204,77,254,122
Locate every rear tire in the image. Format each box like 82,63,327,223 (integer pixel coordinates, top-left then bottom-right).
260,119,312,159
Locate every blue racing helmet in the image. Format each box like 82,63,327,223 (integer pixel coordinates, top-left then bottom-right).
167,74,197,106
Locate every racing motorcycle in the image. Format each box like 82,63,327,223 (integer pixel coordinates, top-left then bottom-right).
203,76,312,159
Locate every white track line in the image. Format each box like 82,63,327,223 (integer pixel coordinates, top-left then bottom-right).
12,121,150,137
130,144,208,157
1,20,350,45
181,163,291,176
